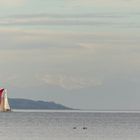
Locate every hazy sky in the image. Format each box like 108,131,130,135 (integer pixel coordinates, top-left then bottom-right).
1,0,140,109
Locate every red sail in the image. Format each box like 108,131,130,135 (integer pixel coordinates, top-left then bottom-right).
0,88,4,103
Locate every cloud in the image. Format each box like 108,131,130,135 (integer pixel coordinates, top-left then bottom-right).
0,12,137,29
10,13,124,18
0,16,105,26
0,12,132,27
41,74,102,90
0,25,139,52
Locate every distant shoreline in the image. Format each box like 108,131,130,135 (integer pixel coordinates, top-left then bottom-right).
9,98,73,110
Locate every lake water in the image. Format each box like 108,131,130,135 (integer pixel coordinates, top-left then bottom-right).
0,110,140,140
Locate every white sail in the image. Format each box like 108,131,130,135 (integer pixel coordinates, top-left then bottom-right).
4,89,11,111
0,88,11,112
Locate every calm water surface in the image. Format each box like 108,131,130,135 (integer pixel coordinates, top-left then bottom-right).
0,110,140,140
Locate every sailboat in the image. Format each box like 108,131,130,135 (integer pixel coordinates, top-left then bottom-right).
0,88,11,112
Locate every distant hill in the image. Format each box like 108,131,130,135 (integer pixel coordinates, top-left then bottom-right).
9,98,72,110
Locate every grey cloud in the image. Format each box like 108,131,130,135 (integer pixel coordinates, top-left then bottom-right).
0,18,110,26
9,13,125,18
41,74,102,90
0,12,136,27
0,27,139,51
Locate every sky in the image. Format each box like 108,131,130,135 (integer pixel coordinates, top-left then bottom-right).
0,0,140,110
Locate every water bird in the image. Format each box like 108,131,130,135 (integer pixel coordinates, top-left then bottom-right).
82,127,87,130
73,127,77,129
